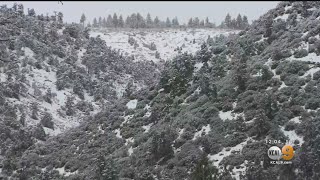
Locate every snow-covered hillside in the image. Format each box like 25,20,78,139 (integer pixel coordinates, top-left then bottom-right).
90,28,238,62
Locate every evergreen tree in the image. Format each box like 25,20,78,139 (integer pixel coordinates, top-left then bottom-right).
236,14,242,29
172,16,179,27
242,15,249,29
93,18,98,27
166,17,171,28
33,124,46,141
41,112,54,129
154,16,160,27
102,17,107,28
191,154,219,180
31,102,39,120
112,13,118,28
107,15,113,27
96,154,119,180
224,13,231,28
20,113,26,126
80,13,86,27
253,110,271,138
27,8,36,17
231,18,237,29
205,17,210,28
193,17,200,27
136,13,145,28
65,96,75,116
98,16,102,27
146,13,153,28
232,54,248,92
188,18,193,27
57,12,63,27
43,89,52,104
125,16,130,28
264,15,273,38
118,15,124,28
17,4,24,16
200,20,205,27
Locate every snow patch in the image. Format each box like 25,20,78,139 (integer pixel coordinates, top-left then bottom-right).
219,111,243,121
55,166,78,177
121,114,134,126
288,52,320,63
125,137,134,146
280,126,304,146
274,14,289,21
193,124,211,140
126,99,138,109
128,146,135,156
194,62,203,72
114,129,122,139
142,123,152,133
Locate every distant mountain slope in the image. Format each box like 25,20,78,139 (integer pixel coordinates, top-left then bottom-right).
90,28,237,62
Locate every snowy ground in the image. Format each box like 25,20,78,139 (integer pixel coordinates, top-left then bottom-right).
90,28,238,62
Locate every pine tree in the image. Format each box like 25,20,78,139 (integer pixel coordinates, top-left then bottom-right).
31,102,39,120
27,8,36,17
107,15,113,27
33,124,46,141
154,16,160,27
118,15,124,28
43,89,52,104
253,110,271,138
112,13,118,28
200,20,205,27
224,13,231,28
102,17,107,28
65,96,75,116
191,154,219,180
193,17,200,27
236,14,242,29
41,112,54,129
188,18,193,27
98,16,102,27
20,113,26,126
166,17,171,28
93,18,98,27
172,17,179,27
242,15,249,29
146,13,153,28
232,54,248,92
205,17,210,28
17,4,24,16
264,15,273,38
57,12,63,27
80,13,86,27
125,16,130,28
136,13,145,28
96,155,119,180
231,18,237,29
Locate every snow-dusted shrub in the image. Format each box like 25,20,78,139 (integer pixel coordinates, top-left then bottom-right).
63,24,81,39
294,48,308,58
312,70,320,80
305,98,320,110
220,154,245,167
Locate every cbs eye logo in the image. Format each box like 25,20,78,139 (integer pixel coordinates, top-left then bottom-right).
268,145,294,161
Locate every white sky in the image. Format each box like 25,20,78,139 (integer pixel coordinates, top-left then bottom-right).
1,1,279,25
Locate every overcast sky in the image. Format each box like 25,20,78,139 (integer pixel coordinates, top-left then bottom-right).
2,1,279,25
